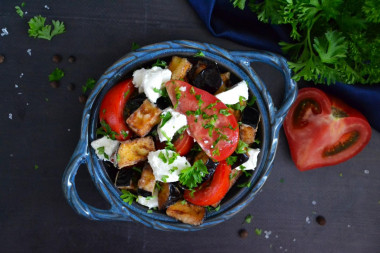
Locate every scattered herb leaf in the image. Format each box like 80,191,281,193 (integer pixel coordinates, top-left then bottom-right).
120,189,137,205
28,15,65,40
82,78,96,93
48,68,64,82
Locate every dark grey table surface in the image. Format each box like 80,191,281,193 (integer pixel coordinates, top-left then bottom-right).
1,1,379,252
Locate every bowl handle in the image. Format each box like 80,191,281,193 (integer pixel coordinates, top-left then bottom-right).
230,51,297,132
62,115,131,221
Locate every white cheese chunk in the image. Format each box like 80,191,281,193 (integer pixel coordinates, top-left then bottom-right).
148,149,191,182
137,189,158,209
132,66,172,103
216,80,249,105
157,107,188,142
90,136,119,162
237,148,260,171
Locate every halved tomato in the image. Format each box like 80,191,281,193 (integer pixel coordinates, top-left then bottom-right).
99,79,134,141
284,88,372,171
165,80,239,161
184,161,231,206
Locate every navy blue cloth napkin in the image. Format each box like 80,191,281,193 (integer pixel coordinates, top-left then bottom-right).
188,0,380,131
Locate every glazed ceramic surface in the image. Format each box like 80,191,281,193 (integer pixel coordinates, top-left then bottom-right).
62,40,297,231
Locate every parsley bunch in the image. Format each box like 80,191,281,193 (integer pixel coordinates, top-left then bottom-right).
231,0,380,85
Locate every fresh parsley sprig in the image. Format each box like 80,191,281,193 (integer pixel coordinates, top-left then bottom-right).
120,190,137,205
49,68,64,82
179,160,209,189
28,15,65,40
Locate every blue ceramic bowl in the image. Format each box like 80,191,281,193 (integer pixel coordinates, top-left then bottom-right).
62,40,297,231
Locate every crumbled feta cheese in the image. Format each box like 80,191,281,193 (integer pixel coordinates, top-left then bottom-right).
157,107,187,142
90,136,119,162
216,80,249,105
132,66,171,103
148,149,190,182
1,28,9,36
137,189,158,209
237,148,260,171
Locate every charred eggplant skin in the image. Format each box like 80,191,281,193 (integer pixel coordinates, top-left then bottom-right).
115,168,139,190
241,106,260,129
189,61,222,95
231,153,249,170
158,183,183,210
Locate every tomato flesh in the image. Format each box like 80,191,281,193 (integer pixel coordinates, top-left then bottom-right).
184,161,231,206
173,131,194,156
284,88,371,171
165,80,239,161
99,79,134,141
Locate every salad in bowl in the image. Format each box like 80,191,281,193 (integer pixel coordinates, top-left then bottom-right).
62,40,296,231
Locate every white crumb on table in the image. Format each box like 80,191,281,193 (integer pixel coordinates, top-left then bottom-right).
20,73,24,78
312,200,317,205
1,28,9,36
306,216,311,224
364,169,369,174
44,5,50,10
8,113,13,120
27,49,32,56
15,84,18,88
264,230,272,239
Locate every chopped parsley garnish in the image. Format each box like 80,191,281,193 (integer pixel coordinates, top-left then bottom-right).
236,140,249,154
155,182,162,191
123,90,130,99
254,139,260,145
120,189,137,205
147,209,153,214
177,125,188,135
97,146,109,159
96,120,118,140
152,59,167,68
226,156,237,166
131,42,140,51
120,130,129,138
153,87,168,97
229,170,239,180
181,200,187,205
82,78,96,93
132,166,142,173
158,151,167,163
160,111,172,128
212,148,220,156
255,228,262,236
161,175,169,182
244,214,253,224
237,181,251,188
194,51,205,57
169,166,179,174
179,160,208,189
280,178,284,183
190,87,195,95
28,15,65,40
167,151,178,165
247,95,257,106
34,164,39,170
174,86,181,109
195,94,204,107
15,3,25,18
227,96,247,112
219,109,231,116
240,165,252,177
48,68,64,82
205,102,217,109
116,154,120,162
206,205,221,212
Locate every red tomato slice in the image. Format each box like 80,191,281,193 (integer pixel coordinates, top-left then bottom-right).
165,80,239,161
173,131,194,156
184,161,231,206
284,88,372,171
99,79,135,141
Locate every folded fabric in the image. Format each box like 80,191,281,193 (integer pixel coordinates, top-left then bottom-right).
188,0,380,131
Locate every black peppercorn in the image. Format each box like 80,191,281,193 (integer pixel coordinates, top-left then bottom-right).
0,54,5,63
68,55,76,63
79,94,87,104
238,229,248,238
67,83,75,91
52,54,62,63
316,215,326,226
50,81,59,88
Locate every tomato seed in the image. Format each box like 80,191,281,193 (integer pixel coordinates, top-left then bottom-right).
50,81,60,88
68,55,76,63
52,54,62,63
0,54,5,63
316,215,326,226
238,229,248,238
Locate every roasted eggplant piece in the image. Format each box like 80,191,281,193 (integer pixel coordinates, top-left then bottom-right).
239,124,257,145
166,201,206,226
191,61,222,94
241,106,260,130
117,136,155,168
124,92,146,118
157,182,183,210
115,168,140,191
137,165,156,197
231,153,249,170
155,96,172,110
126,99,162,137
168,56,192,80
191,151,218,184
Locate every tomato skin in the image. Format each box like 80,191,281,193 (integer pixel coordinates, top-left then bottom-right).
284,88,372,171
184,161,231,206
165,80,239,161
99,79,135,141
173,131,194,156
